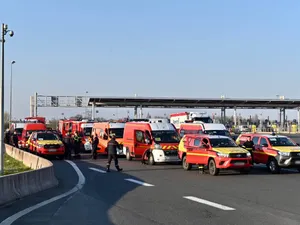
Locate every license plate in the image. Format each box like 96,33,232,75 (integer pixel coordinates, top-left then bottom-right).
234,162,245,165
295,161,300,164
48,149,57,152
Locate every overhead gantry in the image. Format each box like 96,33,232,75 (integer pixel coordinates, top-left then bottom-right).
32,93,300,131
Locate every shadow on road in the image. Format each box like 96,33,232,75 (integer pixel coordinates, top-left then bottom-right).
60,159,149,225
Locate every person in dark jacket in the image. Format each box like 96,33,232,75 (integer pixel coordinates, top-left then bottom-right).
106,134,123,172
5,129,10,144
11,131,19,148
243,137,254,164
63,130,72,159
72,131,81,157
91,134,99,159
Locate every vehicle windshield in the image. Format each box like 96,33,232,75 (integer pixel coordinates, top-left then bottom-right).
151,130,180,143
108,128,124,138
83,127,92,136
37,133,59,141
204,130,230,137
15,128,23,135
209,138,237,147
268,137,296,147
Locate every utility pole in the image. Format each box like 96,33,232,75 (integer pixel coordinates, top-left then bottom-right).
9,60,15,126
0,24,14,175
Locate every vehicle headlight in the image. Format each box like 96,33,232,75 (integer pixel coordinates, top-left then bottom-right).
154,144,162,150
217,153,229,158
278,151,290,157
247,152,251,157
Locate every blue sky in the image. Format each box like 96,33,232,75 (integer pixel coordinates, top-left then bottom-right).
1,0,300,121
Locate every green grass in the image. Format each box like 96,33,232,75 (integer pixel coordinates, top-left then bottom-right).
3,153,31,175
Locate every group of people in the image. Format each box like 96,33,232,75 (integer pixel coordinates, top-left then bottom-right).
62,130,84,159
63,131,123,172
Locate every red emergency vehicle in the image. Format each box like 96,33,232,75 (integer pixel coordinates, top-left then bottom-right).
19,123,47,149
122,121,180,165
181,134,252,175
27,131,65,159
58,120,73,137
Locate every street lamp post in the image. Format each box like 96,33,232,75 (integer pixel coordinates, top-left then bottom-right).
9,60,15,127
0,23,14,175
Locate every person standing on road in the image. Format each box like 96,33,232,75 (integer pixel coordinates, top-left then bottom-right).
63,130,72,159
91,134,99,160
72,131,81,158
106,134,123,172
5,129,11,144
11,131,19,148
243,137,254,164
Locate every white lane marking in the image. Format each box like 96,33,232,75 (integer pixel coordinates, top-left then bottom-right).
0,160,86,225
183,196,236,211
89,167,107,173
125,178,154,187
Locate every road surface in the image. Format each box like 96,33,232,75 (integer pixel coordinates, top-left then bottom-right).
1,156,300,225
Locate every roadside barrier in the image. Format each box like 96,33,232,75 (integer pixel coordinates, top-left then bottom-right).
0,144,58,206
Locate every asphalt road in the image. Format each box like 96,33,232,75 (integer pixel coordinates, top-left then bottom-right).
1,155,300,225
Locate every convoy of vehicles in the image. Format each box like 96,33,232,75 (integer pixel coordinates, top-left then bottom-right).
27,131,65,159
10,113,300,176
122,121,180,164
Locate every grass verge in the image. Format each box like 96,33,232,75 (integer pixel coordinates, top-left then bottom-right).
3,153,31,175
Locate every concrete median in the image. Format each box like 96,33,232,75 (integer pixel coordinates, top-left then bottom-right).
0,144,58,206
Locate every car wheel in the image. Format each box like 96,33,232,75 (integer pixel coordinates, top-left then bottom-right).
126,149,132,161
208,159,219,176
148,153,155,165
267,157,280,174
182,156,191,170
